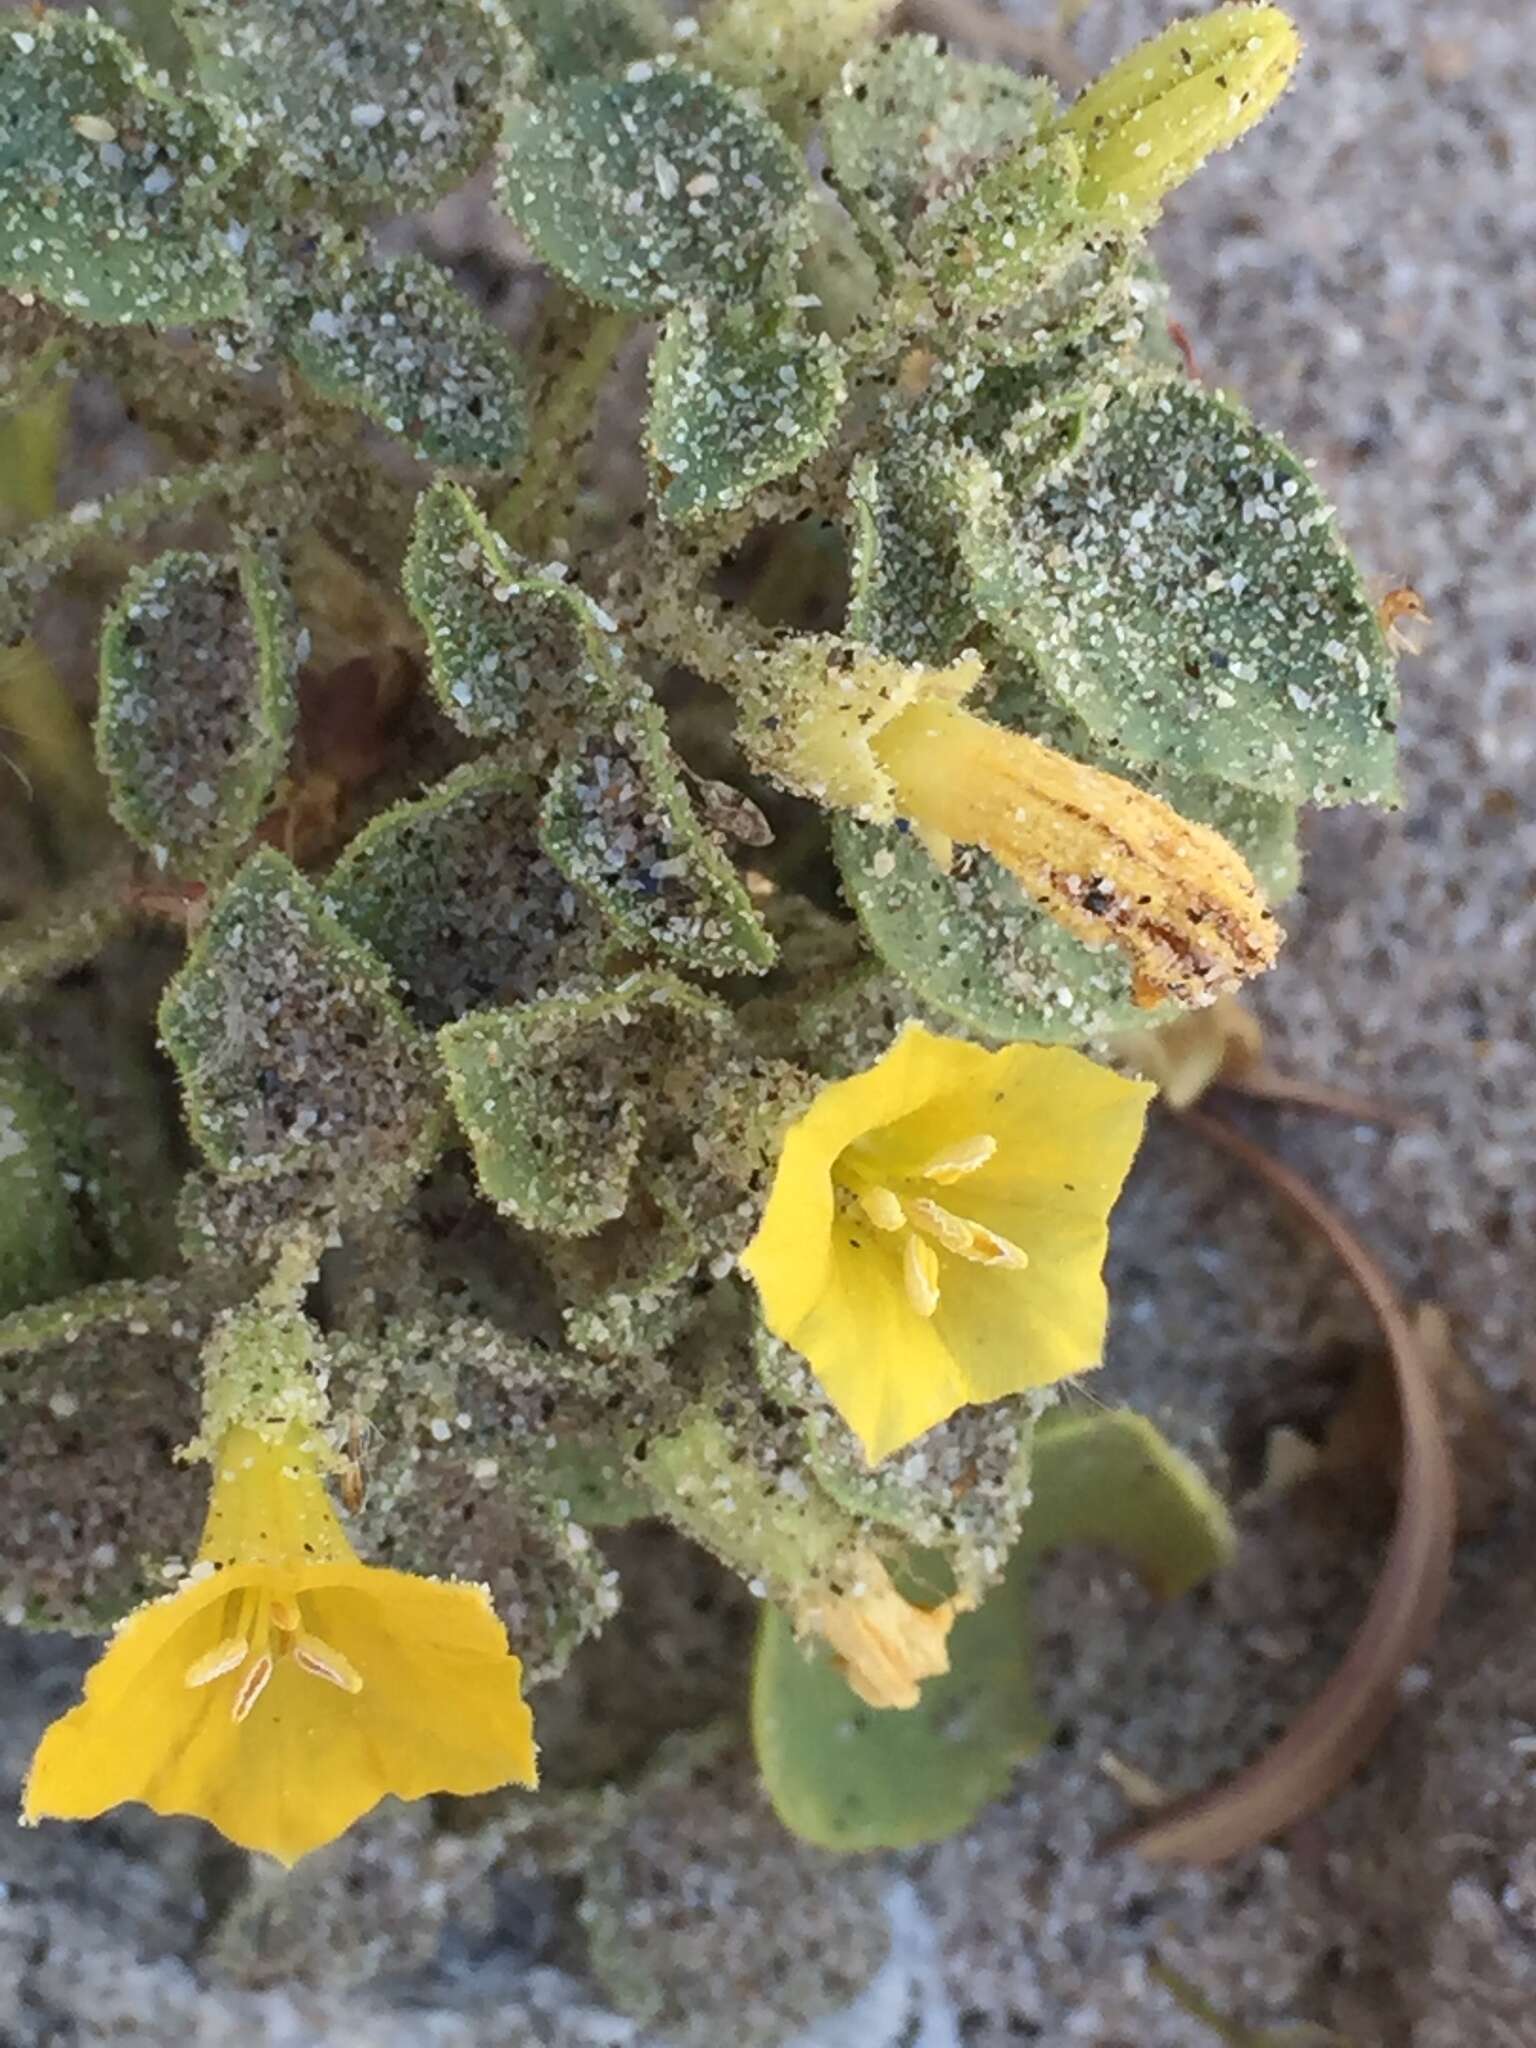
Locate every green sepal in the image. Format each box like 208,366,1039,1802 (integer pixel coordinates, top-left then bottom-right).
647,300,845,523
846,447,974,665
403,477,629,751
955,376,1399,804
752,1404,1233,1851
95,546,297,880
175,0,521,211
916,131,1085,318
283,250,528,468
0,10,246,326
540,696,776,976
325,758,601,1028
498,60,808,312
159,848,446,1188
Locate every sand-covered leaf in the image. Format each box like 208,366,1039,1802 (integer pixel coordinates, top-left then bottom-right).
504,0,666,83
284,251,528,467
403,478,627,749
159,849,444,1187
0,11,245,325
648,301,844,522
0,1047,129,1316
846,448,975,664
957,376,1399,804
823,35,1056,268
0,1282,210,1628
176,0,518,209
440,973,726,1235
95,548,297,879
541,696,776,976
326,760,601,1027
498,60,808,311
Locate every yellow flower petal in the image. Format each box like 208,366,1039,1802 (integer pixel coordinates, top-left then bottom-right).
23,1426,537,1865
741,1024,1152,1462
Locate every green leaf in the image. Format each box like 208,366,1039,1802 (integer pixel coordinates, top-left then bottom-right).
834,660,1298,1042
503,0,666,83
403,478,629,749
95,547,297,879
846,448,974,665
540,696,776,976
0,11,245,325
0,1048,114,1315
956,376,1399,804
326,759,602,1028
753,1405,1233,1851
284,251,528,468
0,1282,210,1629
159,849,444,1188
1016,1405,1235,1596
176,0,519,210
439,972,726,1234
647,301,844,522
752,1577,1048,1852
498,60,808,312
823,35,1056,269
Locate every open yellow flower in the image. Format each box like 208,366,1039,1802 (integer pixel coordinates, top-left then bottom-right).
741,1024,1152,1463
23,1425,537,1864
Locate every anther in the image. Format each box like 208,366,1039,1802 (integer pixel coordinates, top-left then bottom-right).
268,1595,301,1633
292,1631,363,1695
917,1134,997,1184
903,1233,941,1318
858,1185,906,1232
908,1198,1029,1270
230,1652,274,1724
184,1635,249,1689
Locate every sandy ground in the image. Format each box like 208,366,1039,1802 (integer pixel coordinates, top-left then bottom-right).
3,0,1535,2042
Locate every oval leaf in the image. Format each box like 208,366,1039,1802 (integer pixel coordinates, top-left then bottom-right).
498,61,808,311
96,547,297,879
0,12,245,325
956,377,1399,804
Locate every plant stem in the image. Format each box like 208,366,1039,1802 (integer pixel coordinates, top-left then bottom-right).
492,306,632,550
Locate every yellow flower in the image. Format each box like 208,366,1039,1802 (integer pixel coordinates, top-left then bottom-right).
23,1425,537,1865
735,641,1279,1007
741,1024,1152,1463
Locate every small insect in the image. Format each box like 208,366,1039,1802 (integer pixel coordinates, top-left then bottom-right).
339,1413,374,1514
682,765,774,848
1376,583,1433,655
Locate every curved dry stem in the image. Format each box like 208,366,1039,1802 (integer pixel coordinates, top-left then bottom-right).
1110,1106,1457,1864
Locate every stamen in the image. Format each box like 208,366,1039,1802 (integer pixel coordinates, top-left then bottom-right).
903,1233,941,1318
908,1197,1029,1270
858,1185,907,1232
268,1594,301,1633
292,1631,363,1695
918,1134,997,1184
230,1651,273,1724
906,1197,976,1254
184,1635,249,1689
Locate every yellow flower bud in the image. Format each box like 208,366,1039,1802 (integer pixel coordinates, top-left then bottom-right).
1064,5,1302,222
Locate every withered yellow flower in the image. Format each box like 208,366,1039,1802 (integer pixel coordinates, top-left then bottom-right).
741,1024,1152,1463
23,1424,537,1864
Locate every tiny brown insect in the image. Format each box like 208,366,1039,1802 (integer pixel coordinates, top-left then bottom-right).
682,766,775,847
1376,584,1432,655
339,1414,373,1515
